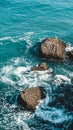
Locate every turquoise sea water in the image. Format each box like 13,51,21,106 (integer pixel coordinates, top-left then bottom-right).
0,0,73,130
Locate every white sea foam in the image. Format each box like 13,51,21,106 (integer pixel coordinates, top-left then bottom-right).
0,36,20,43
35,94,72,124
0,65,15,85
69,72,73,78
14,66,31,77
1,65,13,74
0,57,54,88
0,93,34,129
18,32,34,48
1,106,33,130
0,36,12,41
35,106,71,124
1,60,71,88
0,58,72,129
53,75,71,85
13,112,33,130
65,44,73,52
0,32,34,47
0,76,15,85
12,58,23,65
0,36,18,44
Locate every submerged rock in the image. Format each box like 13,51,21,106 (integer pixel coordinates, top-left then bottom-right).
17,87,46,111
32,62,48,71
39,38,66,60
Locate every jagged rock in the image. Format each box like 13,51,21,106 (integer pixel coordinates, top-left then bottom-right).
39,38,66,60
32,62,48,71
17,87,46,111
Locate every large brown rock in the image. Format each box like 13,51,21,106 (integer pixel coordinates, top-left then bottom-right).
39,38,66,60
17,87,46,111
32,62,48,71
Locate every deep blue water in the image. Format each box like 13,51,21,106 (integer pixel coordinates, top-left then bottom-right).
0,0,73,130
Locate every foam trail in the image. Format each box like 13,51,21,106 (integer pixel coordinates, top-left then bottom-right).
35,96,72,124
0,76,15,85
1,108,33,130
35,106,72,124
0,32,34,45
53,75,71,85
0,36,12,41
19,32,34,47
0,36,18,43
0,63,53,89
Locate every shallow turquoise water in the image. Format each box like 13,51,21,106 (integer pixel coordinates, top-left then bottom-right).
0,0,73,130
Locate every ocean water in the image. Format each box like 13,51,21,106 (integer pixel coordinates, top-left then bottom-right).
0,0,73,130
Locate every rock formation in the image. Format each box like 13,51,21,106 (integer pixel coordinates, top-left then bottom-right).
39,38,66,60
32,62,48,71
17,87,46,111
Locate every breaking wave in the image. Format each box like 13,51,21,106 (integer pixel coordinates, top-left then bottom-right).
0,56,73,129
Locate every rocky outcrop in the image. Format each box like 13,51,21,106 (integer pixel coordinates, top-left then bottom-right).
39,38,66,60
17,87,46,111
32,62,48,71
